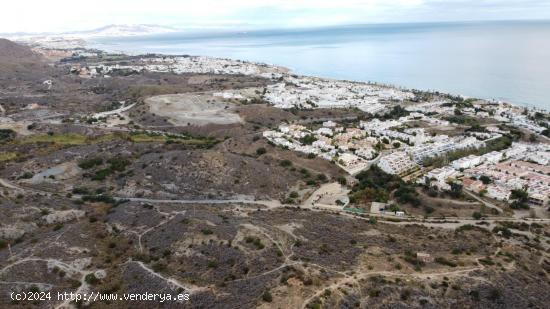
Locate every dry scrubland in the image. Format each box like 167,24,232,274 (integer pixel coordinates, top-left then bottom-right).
0,39,548,308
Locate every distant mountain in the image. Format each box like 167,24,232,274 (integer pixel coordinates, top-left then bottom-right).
67,24,178,38
1,24,179,41
0,24,179,49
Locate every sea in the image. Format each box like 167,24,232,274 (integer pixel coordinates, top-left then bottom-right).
91,20,550,111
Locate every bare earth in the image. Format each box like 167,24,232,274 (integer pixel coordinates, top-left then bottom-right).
146,93,243,126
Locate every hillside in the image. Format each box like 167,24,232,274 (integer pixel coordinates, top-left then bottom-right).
0,38,43,65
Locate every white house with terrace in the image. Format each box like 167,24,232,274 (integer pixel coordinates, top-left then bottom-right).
377,151,419,176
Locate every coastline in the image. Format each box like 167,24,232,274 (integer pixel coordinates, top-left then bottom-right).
7,20,550,112
82,39,547,113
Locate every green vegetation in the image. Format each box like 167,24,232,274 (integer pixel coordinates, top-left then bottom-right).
245,236,265,250
444,114,480,126
479,175,492,184
446,182,463,199
207,260,218,268
492,226,512,238
78,157,103,169
19,133,89,145
16,131,216,149
382,105,409,120
0,152,18,162
509,189,529,209
201,228,213,235
337,176,347,185
262,290,273,302
394,184,420,207
85,273,100,285
129,131,216,146
466,124,487,133
299,134,317,145
256,147,266,155
81,195,117,205
84,157,130,181
349,166,402,204
350,165,420,207
434,257,457,267
0,129,15,142
280,159,292,167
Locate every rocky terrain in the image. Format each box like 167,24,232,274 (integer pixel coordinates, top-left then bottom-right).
0,39,549,309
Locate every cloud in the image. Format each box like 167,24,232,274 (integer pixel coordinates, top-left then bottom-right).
1,0,548,33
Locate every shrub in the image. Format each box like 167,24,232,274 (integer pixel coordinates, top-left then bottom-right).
317,174,328,182
262,290,273,302
0,129,15,142
82,194,116,204
472,212,483,220
435,257,457,267
85,273,100,285
72,187,90,195
280,159,292,167
201,229,213,235
337,176,347,185
78,157,103,169
299,134,317,145
207,260,218,268
424,206,435,214
256,147,266,155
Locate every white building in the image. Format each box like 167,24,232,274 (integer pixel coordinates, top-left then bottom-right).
526,151,549,165
323,120,337,128
486,185,511,201
505,143,528,159
424,167,460,189
315,127,334,136
481,151,503,164
451,155,483,170
355,147,376,160
377,151,418,176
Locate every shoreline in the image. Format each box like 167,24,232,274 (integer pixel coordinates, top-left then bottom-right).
86,40,547,113
6,29,548,113
15,34,548,114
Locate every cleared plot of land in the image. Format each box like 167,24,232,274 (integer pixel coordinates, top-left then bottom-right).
26,162,81,184
304,182,350,210
146,93,242,126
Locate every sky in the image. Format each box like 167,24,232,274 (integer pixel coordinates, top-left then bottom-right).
2,0,550,33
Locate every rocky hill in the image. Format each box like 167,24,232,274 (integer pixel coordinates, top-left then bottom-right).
0,38,44,65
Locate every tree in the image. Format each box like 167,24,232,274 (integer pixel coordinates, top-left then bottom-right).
447,183,463,198
299,134,317,145
479,175,492,185
262,290,273,302
280,159,292,167
337,176,347,186
472,212,482,220
509,189,529,209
